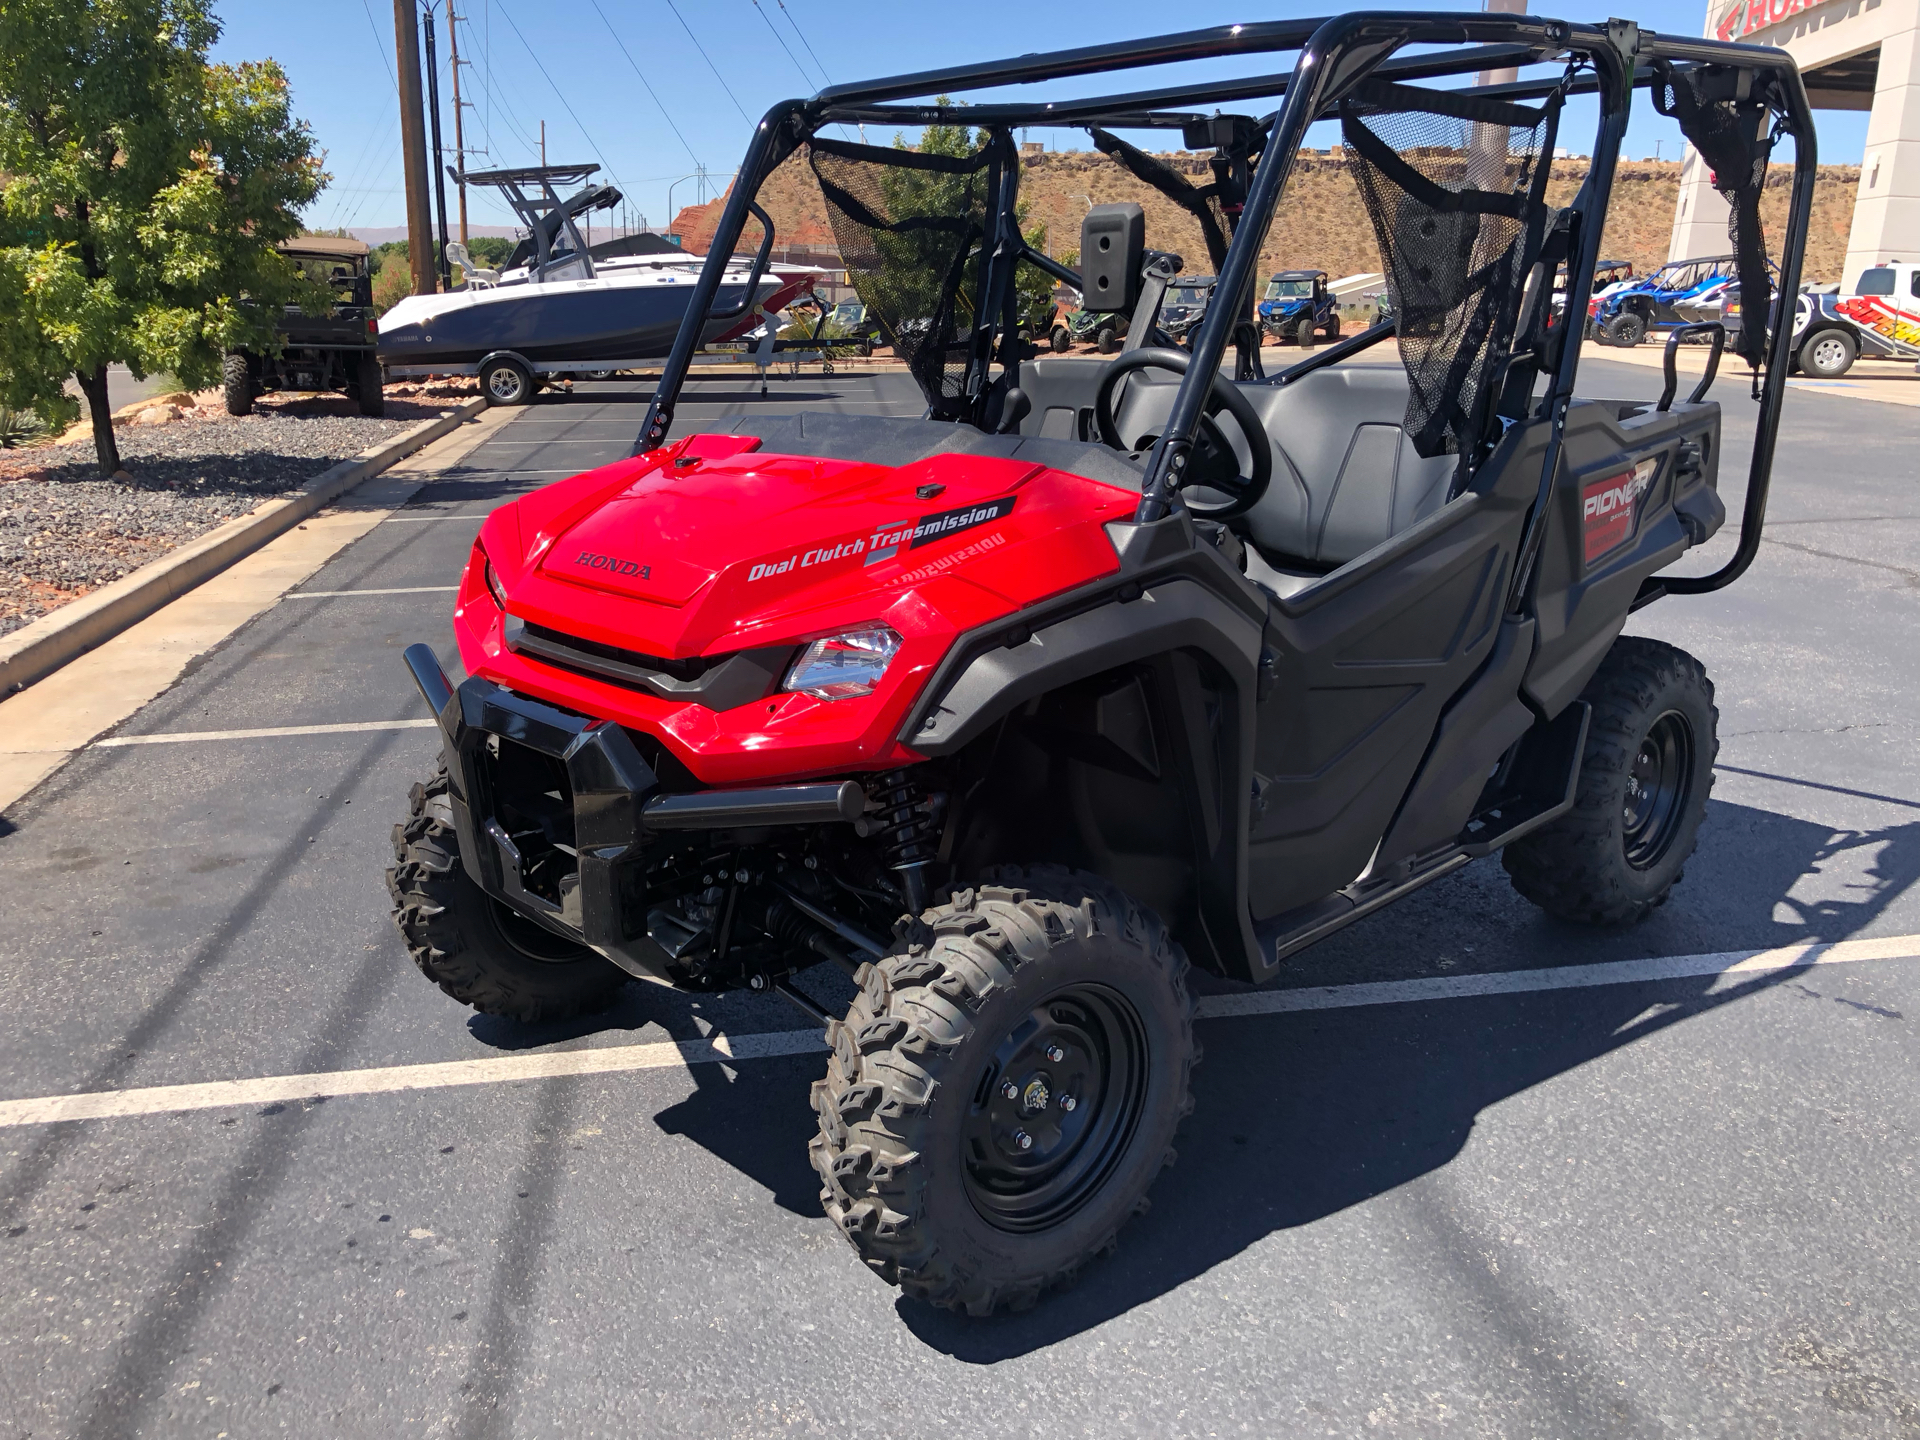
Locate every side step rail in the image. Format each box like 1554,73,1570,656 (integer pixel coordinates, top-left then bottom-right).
1252,703,1590,970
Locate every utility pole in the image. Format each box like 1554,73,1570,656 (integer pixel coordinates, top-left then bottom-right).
540,120,546,167
422,5,452,290
394,0,435,294
448,5,470,244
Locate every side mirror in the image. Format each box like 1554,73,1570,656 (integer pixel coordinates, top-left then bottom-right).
1081,203,1145,314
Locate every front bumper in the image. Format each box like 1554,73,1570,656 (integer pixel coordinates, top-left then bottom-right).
408,644,666,979
404,645,864,983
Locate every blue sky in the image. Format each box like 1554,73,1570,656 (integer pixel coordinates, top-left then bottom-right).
209,1,1868,235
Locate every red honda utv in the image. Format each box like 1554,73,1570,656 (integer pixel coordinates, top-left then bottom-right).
390,15,1815,1314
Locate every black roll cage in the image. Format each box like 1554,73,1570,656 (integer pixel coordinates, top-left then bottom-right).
635,12,1816,604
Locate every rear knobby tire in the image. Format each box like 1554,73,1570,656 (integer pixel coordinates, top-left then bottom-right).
353,351,386,416
809,866,1198,1316
222,353,254,416
1503,636,1718,925
387,762,628,1022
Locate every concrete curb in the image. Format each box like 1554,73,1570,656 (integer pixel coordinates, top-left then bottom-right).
0,397,487,698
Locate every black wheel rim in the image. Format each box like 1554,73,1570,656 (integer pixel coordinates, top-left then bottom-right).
1623,709,1694,870
962,984,1149,1234
486,898,591,964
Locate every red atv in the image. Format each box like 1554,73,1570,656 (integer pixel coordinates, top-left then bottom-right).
391,15,1814,1314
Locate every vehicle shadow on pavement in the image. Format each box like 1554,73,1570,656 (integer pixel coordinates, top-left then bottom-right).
596,799,1920,1355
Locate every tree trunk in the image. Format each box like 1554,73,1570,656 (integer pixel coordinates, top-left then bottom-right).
75,365,119,476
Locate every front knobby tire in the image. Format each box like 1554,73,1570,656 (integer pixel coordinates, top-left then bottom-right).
1503,637,1718,926
387,763,628,1022
810,866,1198,1316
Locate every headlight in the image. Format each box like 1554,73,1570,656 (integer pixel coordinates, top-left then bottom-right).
479,547,508,610
782,625,901,702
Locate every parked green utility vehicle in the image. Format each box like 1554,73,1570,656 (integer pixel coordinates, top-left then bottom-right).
224,236,385,417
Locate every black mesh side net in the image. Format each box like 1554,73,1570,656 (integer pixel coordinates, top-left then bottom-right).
1652,62,1778,369
1340,79,1562,461
809,133,1010,411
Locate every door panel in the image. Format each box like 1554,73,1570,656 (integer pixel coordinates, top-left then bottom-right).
1246,420,1547,917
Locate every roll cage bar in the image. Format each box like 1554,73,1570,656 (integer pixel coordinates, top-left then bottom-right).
635,12,1816,605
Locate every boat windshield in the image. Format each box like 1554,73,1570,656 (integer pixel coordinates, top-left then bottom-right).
1263,277,1313,299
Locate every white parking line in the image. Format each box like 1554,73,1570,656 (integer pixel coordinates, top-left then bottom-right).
2,933,1913,1129
96,719,438,747
286,587,458,598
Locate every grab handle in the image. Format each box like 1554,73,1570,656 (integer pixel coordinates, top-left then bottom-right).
1659,322,1726,411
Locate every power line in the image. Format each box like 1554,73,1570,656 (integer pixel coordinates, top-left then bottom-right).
663,0,753,124
588,0,703,170
357,0,397,84
749,0,814,89
774,0,834,88
493,2,627,197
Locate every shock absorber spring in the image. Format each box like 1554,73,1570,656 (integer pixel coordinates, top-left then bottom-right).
869,768,941,915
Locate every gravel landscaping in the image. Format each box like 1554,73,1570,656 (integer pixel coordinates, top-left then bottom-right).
0,388,471,640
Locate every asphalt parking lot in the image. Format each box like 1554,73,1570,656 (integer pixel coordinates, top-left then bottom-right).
2,359,1918,1438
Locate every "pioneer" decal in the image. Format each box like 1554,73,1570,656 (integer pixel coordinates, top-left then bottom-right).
1581,457,1659,565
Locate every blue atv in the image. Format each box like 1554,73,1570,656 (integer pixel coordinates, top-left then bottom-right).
1589,254,1743,347
1259,269,1341,345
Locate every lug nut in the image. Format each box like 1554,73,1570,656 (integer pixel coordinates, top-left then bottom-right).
1045,1043,1066,1062
1013,1130,1033,1151
1060,1094,1077,1112
1000,1080,1018,1100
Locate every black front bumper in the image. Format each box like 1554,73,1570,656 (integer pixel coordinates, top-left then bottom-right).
404,645,866,984
408,645,667,979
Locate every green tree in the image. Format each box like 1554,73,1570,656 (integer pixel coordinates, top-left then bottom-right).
0,1,326,474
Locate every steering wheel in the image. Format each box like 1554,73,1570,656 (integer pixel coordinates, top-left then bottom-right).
1091,347,1272,520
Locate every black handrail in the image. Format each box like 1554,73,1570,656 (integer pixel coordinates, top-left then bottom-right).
704,201,777,323
1658,322,1726,411
633,99,806,456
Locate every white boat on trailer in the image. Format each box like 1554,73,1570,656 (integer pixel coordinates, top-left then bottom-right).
379,163,818,404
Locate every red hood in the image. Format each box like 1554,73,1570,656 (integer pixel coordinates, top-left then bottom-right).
461,431,1140,784
495,436,1137,660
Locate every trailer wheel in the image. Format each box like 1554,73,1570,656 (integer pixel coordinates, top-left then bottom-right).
222,353,254,416
1502,637,1718,926
1799,328,1856,379
810,866,1197,1315
480,356,535,406
1602,310,1646,348
352,351,385,417
387,763,628,1022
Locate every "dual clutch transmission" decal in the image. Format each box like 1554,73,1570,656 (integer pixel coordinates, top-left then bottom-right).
1581,457,1660,566
748,495,1018,582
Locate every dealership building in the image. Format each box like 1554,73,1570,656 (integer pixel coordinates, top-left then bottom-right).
1671,0,1919,287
